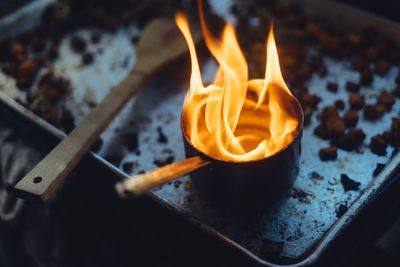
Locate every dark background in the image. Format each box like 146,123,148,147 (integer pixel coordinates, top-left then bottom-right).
338,0,398,22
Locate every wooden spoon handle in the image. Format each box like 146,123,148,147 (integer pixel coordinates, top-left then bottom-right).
15,70,146,202
116,156,210,197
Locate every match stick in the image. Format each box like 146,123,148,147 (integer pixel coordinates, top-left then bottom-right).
116,156,210,197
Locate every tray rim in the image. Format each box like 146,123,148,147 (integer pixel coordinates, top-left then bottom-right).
2,89,400,266
1,0,400,265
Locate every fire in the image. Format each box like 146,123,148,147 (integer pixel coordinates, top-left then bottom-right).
175,9,301,162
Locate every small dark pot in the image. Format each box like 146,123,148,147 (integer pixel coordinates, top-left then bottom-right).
180,100,304,209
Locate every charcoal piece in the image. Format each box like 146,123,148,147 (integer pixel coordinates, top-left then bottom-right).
30,73,71,108
154,156,174,167
316,64,327,77
31,36,46,53
346,81,360,92
346,32,363,47
153,148,175,167
174,180,182,189
16,77,34,90
325,115,345,138
343,110,359,128
382,130,393,144
307,53,323,70
230,3,240,15
364,104,386,121
340,174,361,191
373,163,385,176
124,132,138,151
336,204,348,218
40,106,59,125
300,92,321,109
314,107,344,140
156,126,168,144
364,46,379,61
122,161,137,173
105,152,123,166
336,128,366,151
391,148,400,158
326,81,338,93
389,130,400,148
319,146,338,161
392,117,400,131
334,99,345,110
82,52,94,65
389,49,400,64
70,35,86,53
91,138,103,153
259,239,284,260
297,65,312,81
47,43,59,60
383,130,400,148
374,59,391,76
101,15,119,31
360,68,373,86
18,58,42,78
91,32,101,44
1,63,18,77
314,125,329,140
9,41,25,59
370,135,387,156
377,91,395,111
320,106,338,121
351,56,368,71
349,92,365,110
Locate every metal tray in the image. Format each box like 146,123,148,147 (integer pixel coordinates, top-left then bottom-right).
1,0,400,265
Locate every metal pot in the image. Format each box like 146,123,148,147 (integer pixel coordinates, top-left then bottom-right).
180,97,304,208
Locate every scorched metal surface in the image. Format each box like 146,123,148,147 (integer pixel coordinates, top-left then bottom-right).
1,0,400,265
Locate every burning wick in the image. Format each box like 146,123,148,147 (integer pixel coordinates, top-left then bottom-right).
116,5,303,197
177,12,300,162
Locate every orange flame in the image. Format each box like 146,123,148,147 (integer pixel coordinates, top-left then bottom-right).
175,9,301,162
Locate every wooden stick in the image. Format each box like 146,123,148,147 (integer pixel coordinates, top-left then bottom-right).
116,156,210,197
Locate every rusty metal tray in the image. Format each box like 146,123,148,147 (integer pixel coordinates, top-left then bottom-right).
1,0,400,265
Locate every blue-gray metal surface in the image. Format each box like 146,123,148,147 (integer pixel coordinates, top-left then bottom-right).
0,0,399,264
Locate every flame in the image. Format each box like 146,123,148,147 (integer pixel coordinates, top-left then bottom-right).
175,9,301,162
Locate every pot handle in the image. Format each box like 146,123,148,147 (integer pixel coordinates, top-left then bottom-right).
116,156,210,197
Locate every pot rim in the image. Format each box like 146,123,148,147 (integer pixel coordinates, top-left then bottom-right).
180,95,304,164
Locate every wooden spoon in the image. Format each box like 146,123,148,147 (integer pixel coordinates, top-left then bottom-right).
15,18,200,202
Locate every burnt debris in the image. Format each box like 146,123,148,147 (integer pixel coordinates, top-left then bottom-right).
319,146,338,161
156,126,168,144
340,174,361,192
373,163,386,176
342,110,359,128
370,135,387,156
336,128,366,151
336,204,348,218
153,149,175,167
